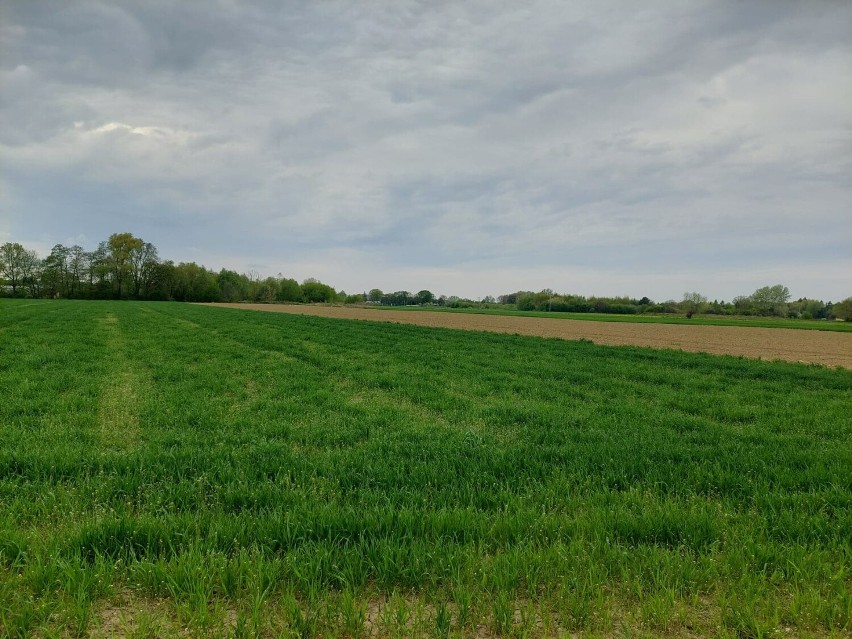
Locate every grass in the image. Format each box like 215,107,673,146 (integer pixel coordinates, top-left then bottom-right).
0,298,850,637
372,304,852,332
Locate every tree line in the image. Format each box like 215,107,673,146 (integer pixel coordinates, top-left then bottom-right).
1,233,850,320
499,287,851,320
0,233,341,303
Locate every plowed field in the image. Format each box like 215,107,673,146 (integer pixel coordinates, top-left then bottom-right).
205,303,852,369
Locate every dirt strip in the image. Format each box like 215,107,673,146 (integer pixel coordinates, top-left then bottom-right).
202,304,852,369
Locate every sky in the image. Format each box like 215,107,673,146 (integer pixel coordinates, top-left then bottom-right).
1,1,850,302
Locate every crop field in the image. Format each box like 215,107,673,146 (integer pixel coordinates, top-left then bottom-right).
206,304,852,369
372,306,852,333
1,299,851,638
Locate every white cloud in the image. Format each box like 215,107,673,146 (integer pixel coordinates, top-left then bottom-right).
1,0,850,300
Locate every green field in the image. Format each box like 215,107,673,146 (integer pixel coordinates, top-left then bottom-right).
1,299,850,638
373,305,852,332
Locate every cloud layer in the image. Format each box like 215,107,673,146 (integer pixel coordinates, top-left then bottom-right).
2,1,850,300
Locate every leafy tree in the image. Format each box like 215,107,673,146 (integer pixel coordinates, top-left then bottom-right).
42,244,71,298
277,277,302,302
20,249,43,298
88,243,112,295
368,288,383,302
382,291,412,306
751,284,791,316
833,297,852,321
732,295,753,313
217,269,248,302
789,298,827,320
106,232,143,297
415,289,434,305
0,242,27,294
681,292,708,318
255,277,279,302
172,262,220,302
129,241,159,298
709,299,726,315
301,279,336,303
516,292,538,311
498,291,529,305
148,261,177,300
68,245,88,298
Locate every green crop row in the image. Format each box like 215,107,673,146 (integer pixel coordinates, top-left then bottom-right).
0,299,850,637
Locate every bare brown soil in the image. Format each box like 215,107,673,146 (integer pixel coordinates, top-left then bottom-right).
203,304,852,369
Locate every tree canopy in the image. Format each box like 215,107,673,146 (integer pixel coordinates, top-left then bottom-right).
0,235,342,304
1,236,847,320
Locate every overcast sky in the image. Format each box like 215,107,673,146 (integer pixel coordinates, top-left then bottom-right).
1,1,850,301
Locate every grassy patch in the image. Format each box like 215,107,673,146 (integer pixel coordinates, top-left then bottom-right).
1,299,850,637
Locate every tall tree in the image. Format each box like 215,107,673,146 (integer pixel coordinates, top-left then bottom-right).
0,242,27,294
129,241,159,298
148,261,177,300
751,284,791,316
217,269,248,302
43,244,71,298
277,277,302,302
106,232,143,298
255,277,279,302
301,279,336,303
833,297,852,321
681,291,708,318
415,290,434,305
88,243,111,294
20,249,43,298
172,262,220,302
68,245,88,298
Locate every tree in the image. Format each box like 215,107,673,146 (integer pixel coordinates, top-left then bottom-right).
516,292,537,311
751,284,791,316
415,289,434,305
301,279,336,303
251,276,277,302
498,291,529,305
217,269,248,302
20,249,43,298
148,261,177,300
106,232,143,297
0,242,27,294
681,292,708,318
277,277,302,302
383,291,411,306
129,241,159,298
172,262,220,302
368,288,383,302
732,295,753,313
789,297,827,320
88,242,112,295
42,244,71,298
833,297,852,321
68,245,88,298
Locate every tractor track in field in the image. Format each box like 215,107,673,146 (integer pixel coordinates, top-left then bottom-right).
202,304,852,370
